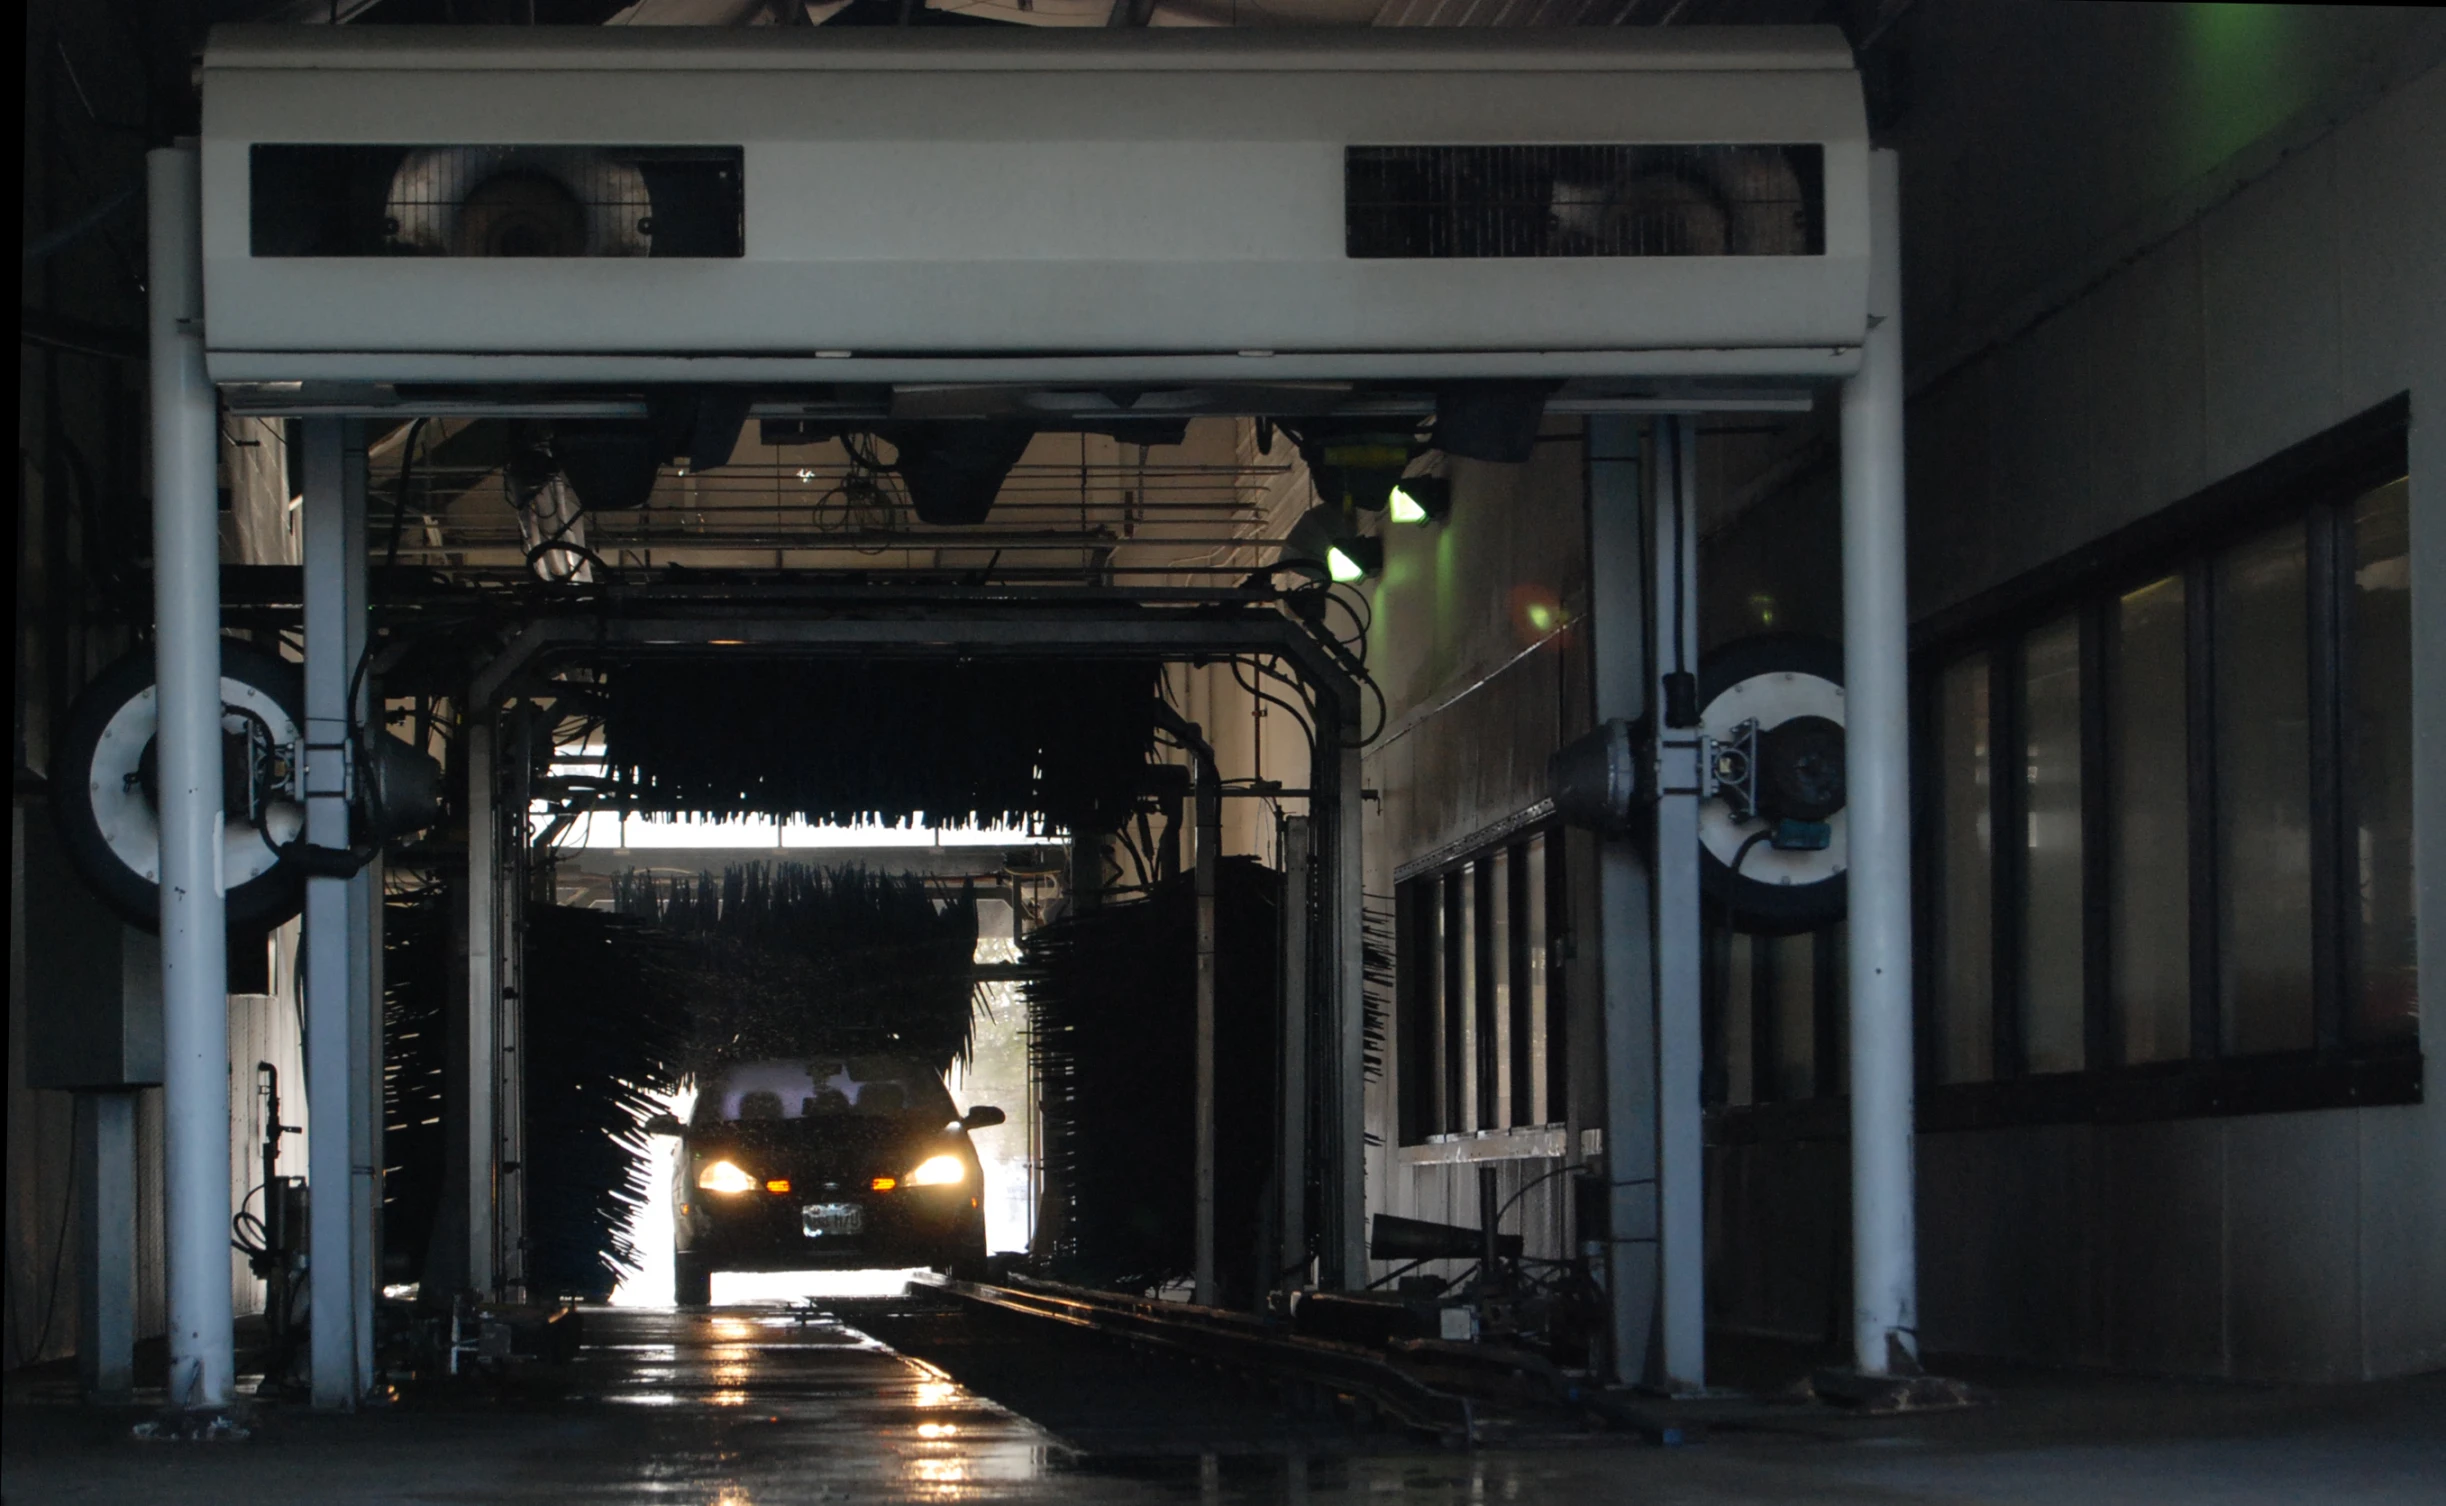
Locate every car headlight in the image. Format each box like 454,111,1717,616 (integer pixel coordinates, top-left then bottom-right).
906,1154,966,1187
696,1159,759,1195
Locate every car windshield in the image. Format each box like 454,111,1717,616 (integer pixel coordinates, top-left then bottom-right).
694,1056,955,1125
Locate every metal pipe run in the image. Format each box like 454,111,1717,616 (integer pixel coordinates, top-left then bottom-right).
147,142,236,1412
1276,816,1312,1290
1194,733,1221,1309
1840,148,1921,1377
302,417,365,1408
465,721,499,1298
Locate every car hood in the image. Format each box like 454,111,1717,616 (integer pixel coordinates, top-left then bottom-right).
685,1115,967,1186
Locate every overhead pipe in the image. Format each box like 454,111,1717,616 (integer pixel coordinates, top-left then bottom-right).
147,141,236,1413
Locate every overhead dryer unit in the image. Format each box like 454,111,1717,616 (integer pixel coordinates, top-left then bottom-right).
197,26,1870,389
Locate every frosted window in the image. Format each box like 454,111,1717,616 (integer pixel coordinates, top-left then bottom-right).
1487,850,1513,1128
1936,654,1994,1082
2110,576,2192,1063
2215,524,2314,1055
1455,871,1480,1129
2351,479,2416,1043
1770,933,1815,1102
2021,615,2086,1073
1721,930,1754,1108
1524,836,1552,1123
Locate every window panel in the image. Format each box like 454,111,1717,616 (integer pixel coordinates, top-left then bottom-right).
2020,615,2086,1074
1454,871,1480,1128
2215,523,2315,1055
1485,851,1513,1128
1440,875,1464,1133
1821,922,1848,1096
1519,839,1549,1124
2110,576,2192,1062
1769,933,1815,1101
1721,924,1754,1107
1936,654,1995,1083
2350,478,2416,1043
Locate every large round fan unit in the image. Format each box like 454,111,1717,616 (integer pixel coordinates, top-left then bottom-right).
51,642,309,934
1699,635,1847,936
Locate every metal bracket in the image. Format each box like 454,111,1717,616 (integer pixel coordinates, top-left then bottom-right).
302,720,354,802
1705,719,1759,820
1651,734,1708,800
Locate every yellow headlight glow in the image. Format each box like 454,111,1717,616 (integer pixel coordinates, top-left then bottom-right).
696,1159,759,1195
906,1154,966,1187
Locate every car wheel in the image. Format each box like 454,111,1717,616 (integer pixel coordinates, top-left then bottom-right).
674,1253,712,1308
947,1230,990,1285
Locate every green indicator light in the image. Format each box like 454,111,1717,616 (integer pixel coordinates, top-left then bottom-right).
1327,546,1366,583
1388,486,1429,525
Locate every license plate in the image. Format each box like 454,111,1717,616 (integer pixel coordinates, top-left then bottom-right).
802,1203,865,1238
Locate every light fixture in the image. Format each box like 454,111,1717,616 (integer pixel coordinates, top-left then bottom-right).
1388,476,1451,525
905,1154,967,1187
696,1160,758,1195
763,1178,792,1195
870,1176,899,1192
1283,503,1383,583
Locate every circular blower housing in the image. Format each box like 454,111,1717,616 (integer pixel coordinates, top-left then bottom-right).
1699,634,1848,936
51,642,310,934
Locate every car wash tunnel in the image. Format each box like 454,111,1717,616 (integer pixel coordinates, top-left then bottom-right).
10,8,2445,1506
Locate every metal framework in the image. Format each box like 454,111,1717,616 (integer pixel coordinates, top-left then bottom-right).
457,595,1371,1303
140,110,1918,1415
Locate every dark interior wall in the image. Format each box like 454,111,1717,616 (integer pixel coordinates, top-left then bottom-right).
1698,464,1844,656
10,0,179,1375
1698,7,2446,1381
1366,423,1592,874
1361,423,1596,1272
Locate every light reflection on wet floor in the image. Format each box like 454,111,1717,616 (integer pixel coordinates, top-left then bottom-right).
12,1301,2431,1506
557,1305,1067,1502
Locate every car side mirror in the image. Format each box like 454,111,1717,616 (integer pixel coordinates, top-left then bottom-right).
962,1105,1007,1130
641,1112,685,1136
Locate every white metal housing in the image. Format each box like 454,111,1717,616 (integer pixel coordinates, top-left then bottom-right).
198,26,1869,387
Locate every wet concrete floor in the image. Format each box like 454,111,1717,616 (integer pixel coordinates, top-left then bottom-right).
6,1301,2442,1504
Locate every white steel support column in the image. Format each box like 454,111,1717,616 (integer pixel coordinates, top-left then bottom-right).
464,720,498,1297
343,430,379,1390
1585,416,1658,1386
302,417,366,1409
147,142,236,1413
1840,147,1920,1377
1649,416,1707,1393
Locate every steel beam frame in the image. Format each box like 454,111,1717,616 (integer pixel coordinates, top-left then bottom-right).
468,605,1370,1285
302,417,375,1408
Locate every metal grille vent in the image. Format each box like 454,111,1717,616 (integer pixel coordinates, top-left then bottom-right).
250,145,744,258
1345,144,1823,259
